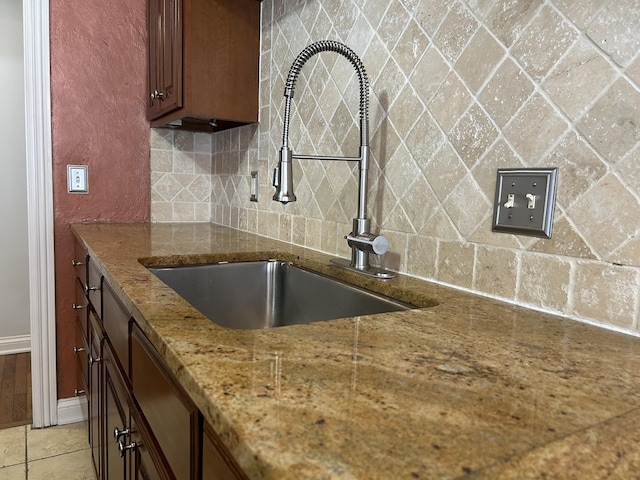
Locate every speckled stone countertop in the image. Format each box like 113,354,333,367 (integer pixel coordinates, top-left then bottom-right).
72,222,640,479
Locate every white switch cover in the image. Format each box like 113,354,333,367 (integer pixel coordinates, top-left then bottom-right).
67,165,88,193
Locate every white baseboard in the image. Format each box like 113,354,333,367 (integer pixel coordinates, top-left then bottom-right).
57,396,88,425
0,335,30,355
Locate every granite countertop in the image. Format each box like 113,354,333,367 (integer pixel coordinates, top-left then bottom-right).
71,222,640,479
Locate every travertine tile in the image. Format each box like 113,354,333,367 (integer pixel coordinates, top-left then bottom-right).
387,83,425,140
409,46,450,106
545,131,607,209
437,240,475,288
407,234,437,279
627,55,640,86
485,0,543,47
409,0,453,36
405,109,446,163
544,37,617,120
553,0,605,30
449,103,498,168
401,172,439,234
149,128,173,150
518,253,571,312
586,0,640,68
429,71,472,133
576,78,640,164
512,5,578,81
376,0,411,52
504,93,568,163
433,2,478,62
528,216,596,260
569,174,640,262
393,18,429,78
424,143,468,203
574,262,640,328
475,246,518,300
478,58,535,128
442,173,491,237
617,144,640,196
455,26,505,93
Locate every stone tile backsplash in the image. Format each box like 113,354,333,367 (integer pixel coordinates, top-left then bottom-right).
151,0,640,333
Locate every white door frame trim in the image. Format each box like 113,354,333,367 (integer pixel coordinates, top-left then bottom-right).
24,0,58,428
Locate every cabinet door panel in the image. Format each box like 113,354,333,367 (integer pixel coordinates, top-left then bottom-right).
131,322,198,480
89,311,104,479
104,342,128,480
102,281,131,376
203,421,247,480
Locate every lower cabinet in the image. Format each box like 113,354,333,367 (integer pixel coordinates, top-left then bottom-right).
74,245,247,479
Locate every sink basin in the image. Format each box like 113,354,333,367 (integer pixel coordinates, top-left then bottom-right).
148,260,415,329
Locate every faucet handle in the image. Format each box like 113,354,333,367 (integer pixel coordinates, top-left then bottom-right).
346,233,389,255
272,166,280,187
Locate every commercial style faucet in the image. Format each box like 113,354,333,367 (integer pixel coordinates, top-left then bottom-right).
272,40,395,279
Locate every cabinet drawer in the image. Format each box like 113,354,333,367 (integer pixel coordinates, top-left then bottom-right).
73,241,87,284
102,281,130,375
131,322,199,480
87,258,102,316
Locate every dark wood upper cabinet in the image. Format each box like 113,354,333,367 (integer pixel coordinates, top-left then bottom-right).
147,0,261,132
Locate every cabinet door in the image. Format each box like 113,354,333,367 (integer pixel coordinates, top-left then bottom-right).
89,311,104,479
130,410,172,480
147,0,182,119
131,321,200,480
104,342,129,480
203,421,247,480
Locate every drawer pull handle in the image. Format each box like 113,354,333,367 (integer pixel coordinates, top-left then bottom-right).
84,284,100,294
72,304,86,310
71,260,85,267
73,346,85,353
74,389,85,396
89,356,101,365
118,440,137,458
114,427,130,442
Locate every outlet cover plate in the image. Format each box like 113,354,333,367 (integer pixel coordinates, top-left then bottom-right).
492,168,558,238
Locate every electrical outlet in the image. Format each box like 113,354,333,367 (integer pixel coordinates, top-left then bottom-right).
67,165,88,193
492,168,558,238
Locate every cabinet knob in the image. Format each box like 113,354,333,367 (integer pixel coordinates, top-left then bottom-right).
71,259,85,267
89,356,101,365
74,389,85,396
150,90,165,101
118,440,137,458
114,427,130,442
73,346,85,354
72,303,86,310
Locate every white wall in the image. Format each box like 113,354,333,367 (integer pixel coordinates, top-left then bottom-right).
0,0,31,352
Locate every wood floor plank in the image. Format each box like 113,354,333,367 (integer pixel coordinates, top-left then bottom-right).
0,355,16,424
0,353,32,429
14,353,28,395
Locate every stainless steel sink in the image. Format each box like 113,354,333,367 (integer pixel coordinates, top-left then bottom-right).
148,260,415,329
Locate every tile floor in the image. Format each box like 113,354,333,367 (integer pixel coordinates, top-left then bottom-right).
0,421,95,479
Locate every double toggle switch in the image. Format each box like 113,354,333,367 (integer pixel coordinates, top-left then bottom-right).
492,168,558,238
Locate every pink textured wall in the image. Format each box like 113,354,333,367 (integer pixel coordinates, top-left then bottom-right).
50,0,150,398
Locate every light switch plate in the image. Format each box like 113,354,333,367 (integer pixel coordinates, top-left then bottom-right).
492,168,558,238
67,165,89,194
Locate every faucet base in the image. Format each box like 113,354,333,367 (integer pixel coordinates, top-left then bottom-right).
330,258,395,279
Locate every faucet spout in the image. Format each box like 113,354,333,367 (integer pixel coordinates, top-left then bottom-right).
272,40,394,279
